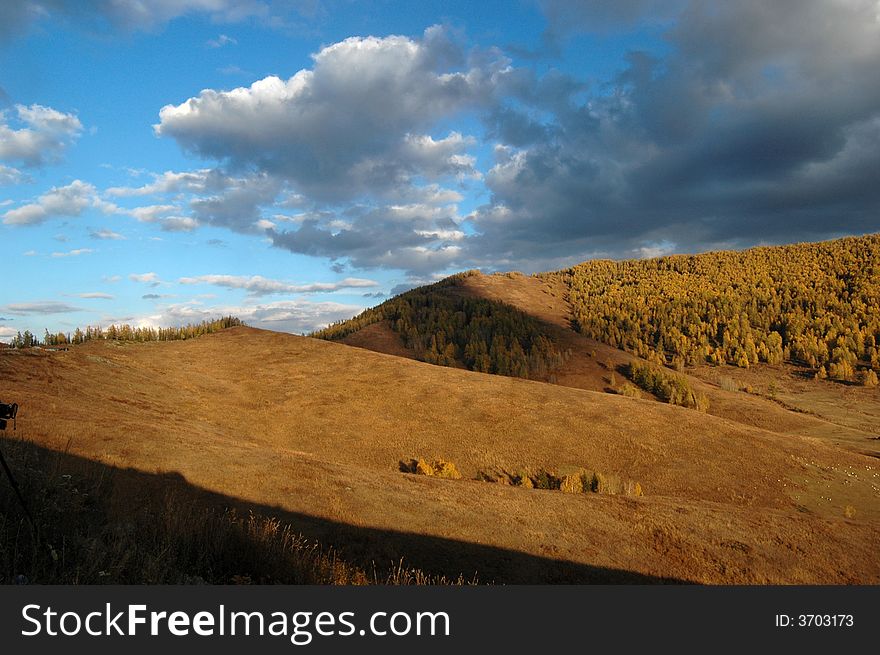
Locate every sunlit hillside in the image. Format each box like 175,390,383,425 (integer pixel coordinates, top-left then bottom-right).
2,323,878,584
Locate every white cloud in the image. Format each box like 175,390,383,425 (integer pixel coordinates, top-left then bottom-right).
160,216,199,232
178,274,379,296
207,34,237,48
0,163,27,185
106,170,214,197
218,65,253,76
154,26,502,201
107,169,280,233
2,301,81,315
399,132,481,180
0,104,82,167
51,248,94,258
78,292,114,299
129,272,164,286
2,180,99,225
634,241,676,259
90,228,126,240
153,299,364,334
415,228,466,241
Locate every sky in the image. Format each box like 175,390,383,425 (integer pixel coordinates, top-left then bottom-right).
1,1,879,340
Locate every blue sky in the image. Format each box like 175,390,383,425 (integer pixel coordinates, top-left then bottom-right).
2,1,879,340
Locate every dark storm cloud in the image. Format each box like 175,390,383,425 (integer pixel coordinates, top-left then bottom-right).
0,2,38,42
535,0,685,53
268,203,465,276
389,283,417,296
466,0,880,267
188,172,283,232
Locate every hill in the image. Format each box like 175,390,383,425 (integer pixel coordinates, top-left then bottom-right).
320,235,880,460
560,235,880,377
2,325,878,583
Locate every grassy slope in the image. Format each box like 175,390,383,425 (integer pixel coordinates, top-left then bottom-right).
1,326,878,583
341,270,878,457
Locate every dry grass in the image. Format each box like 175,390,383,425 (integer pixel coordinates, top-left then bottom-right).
1,327,879,583
0,437,456,585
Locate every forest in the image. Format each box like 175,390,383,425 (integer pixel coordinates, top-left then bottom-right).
554,234,880,383
6,316,243,348
314,272,567,380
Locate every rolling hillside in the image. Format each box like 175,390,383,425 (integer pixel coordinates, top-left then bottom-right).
1,325,878,583
320,235,880,460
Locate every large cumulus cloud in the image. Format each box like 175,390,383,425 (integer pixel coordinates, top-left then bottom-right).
153,25,498,272
155,26,497,201
146,5,880,274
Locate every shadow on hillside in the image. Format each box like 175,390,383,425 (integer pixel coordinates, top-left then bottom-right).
0,437,689,585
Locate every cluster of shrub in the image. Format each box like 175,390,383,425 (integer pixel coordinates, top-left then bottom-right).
482,468,643,497
404,458,642,497
400,458,462,480
625,361,710,411
315,273,567,380
6,317,243,349
558,234,880,383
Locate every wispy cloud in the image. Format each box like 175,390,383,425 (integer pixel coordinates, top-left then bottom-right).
90,228,126,240
206,34,237,48
129,272,165,287
2,301,81,315
51,248,94,258
177,274,379,296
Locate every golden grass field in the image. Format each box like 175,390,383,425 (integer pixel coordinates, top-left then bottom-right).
2,304,878,582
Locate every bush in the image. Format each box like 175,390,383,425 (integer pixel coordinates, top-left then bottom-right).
403,458,462,480
531,470,561,490
617,382,642,399
476,465,643,498
434,460,462,480
624,481,643,497
414,458,434,476
559,474,583,494
628,361,709,411
718,376,740,392
589,471,607,493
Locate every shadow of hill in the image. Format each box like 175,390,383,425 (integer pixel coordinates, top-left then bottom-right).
0,437,690,585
